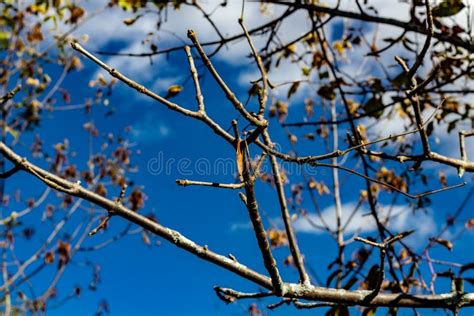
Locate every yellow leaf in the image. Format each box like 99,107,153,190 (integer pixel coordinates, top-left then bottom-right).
165,85,183,98
333,41,345,55
26,77,40,87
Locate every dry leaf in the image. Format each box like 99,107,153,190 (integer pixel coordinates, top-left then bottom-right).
465,219,474,229
236,140,246,178
268,228,288,248
429,238,453,251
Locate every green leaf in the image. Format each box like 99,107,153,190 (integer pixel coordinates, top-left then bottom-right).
432,0,465,17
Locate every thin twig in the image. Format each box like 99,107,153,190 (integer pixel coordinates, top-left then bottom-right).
176,179,244,190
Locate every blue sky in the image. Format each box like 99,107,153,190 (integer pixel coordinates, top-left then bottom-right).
3,1,474,315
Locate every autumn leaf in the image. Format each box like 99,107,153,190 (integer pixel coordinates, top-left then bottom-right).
309,178,330,195
118,0,146,11
165,85,183,99
429,238,453,251
267,228,288,248
26,77,40,87
465,219,474,229
289,133,298,144
438,171,447,187
95,183,107,197
129,188,145,211
57,240,71,268
44,251,55,264
283,43,297,57
26,23,44,43
68,5,85,24
283,255,294,266
236,140,246,179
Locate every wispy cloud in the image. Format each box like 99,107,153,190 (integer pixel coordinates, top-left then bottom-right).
231,201,436,247
293,202,436,239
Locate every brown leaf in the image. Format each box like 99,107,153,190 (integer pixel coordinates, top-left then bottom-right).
438,171,447,187
289,133,298,144
309,178,330,195
95,183,107,197
44,251,55,264
429,238,453,251
465,218,474,229
68,6,85,24
129,188,145,212
57,240,71,268
26,23,43,43
283,255,294,267
236,140,246,178
268,228,288,248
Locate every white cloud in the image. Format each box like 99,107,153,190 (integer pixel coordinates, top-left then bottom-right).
293,202,436,238
230,222,253,232
90,40,165,82
230,201,436,247
73,0,472,163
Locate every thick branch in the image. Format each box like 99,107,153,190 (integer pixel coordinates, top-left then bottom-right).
1,142,473,309
0,141,272,290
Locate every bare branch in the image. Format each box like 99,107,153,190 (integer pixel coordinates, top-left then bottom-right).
176,179,244,190
262,130,310,285
187,30,268,128
0,85,21,105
